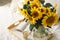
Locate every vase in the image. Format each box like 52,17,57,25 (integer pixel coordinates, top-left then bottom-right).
32,26,54,40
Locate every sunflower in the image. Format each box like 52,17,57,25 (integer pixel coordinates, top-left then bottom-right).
31,8,42,20
34,0,40,4
18,7,29,19
39,7,46,14
27,16,36,24
45,8,51,15
30,1,41,8
18,7,36,24
42,13,58,27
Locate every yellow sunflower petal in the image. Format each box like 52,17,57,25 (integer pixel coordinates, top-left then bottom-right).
30,1,41,8
31,8,42,20
18,7,30,19
27,16,36,24
45,8,51,15
39,7,46,14
34,0,40,4
42,13,58,27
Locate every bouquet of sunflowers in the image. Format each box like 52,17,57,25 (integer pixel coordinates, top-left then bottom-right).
18,0,59,40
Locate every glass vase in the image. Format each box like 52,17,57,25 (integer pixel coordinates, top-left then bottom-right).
32,26,54,40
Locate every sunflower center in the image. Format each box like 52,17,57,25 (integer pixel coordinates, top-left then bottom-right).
46,16,55,24
29,17,33,20
46,9,49,13
40,9,44,12
32,11,39,18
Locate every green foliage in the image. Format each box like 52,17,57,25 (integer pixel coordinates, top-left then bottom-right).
27,6,31,15
39,0,45,4
50,7,54,12
29,24,35,31
29,23,42,31
29,19,43,31
23,4,27,9
35,23,41,29
23,4,31,15
35,19,44,29
44,3,52,7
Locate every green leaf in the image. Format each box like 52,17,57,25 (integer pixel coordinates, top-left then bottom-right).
26,6,31,15
23,4,31,15
23,4,30,9
35,19,43,29
44,3,52,7
39,0,45,4
29,24,35,31
27,9,31,15
23,4,27,9
50,7,54,12
34,24,40,29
